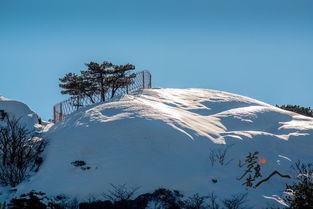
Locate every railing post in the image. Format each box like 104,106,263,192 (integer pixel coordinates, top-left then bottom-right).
59,103,63,121
76,96,80,110
53,106,56,123
142,72,145,88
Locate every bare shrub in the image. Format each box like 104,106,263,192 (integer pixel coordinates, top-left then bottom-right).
0,116,46,187
184,193,222,209
207,192,220,209
184,193,209,209
222,193,249,209
103,184,140,202
77,189,253,209
291,160,313,178
208,145,233,167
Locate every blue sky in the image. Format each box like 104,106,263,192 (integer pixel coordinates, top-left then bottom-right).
0,0,312,120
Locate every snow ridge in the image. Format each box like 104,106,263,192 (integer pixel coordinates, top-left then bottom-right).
7,88,313,207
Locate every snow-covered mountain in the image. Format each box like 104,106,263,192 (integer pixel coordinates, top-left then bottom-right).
3,89,313,207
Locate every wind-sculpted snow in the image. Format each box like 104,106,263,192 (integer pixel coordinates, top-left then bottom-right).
0,96,41,131
13,89,313,207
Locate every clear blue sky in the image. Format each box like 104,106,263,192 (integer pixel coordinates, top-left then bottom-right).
0,0,312,120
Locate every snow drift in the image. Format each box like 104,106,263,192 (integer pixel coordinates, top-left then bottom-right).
0,96,41,131
11,89,313,207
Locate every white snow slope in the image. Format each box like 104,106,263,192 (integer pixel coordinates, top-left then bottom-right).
13,89,313,208
0,96,41,131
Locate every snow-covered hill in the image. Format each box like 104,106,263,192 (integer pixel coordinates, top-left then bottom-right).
9,89,313,207
0,96,42,131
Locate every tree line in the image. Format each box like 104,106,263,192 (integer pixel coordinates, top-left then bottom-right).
277,104,313,118
59,61,136,105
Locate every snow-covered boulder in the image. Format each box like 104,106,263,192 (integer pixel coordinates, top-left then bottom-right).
15,89,313,207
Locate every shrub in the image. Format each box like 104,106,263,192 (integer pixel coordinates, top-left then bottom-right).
71,160,86,167
184,193,210,209
0,110,7,120
71,160,91,170
10,191,46,209
79,200,113,209
78,189,252,209
283,161,313,209
81,187,185,209
222,193,248,209
207,192,220,209
103,184,140,202
9,192,79,209
208,145,233,167
143,188,184,209
0,116,46,186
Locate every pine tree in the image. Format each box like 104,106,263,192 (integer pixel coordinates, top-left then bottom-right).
59,73,82,96
83,61,114,102
59,61,137,104
106,64,136,98
59,73,97,105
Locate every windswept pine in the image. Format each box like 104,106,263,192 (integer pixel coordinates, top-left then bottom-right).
59,61,137,103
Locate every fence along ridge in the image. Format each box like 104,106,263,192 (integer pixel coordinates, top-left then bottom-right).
53,70,152,122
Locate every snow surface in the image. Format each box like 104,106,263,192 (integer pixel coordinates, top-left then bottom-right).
0,96,41,131
4,89,313,208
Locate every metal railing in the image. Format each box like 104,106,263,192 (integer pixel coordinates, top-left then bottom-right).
53,70,152,122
